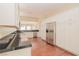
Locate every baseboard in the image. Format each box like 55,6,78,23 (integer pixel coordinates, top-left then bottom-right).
55,45,77,56
41,38,77,56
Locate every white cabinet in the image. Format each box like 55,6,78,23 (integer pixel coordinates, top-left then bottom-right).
0,3,19,27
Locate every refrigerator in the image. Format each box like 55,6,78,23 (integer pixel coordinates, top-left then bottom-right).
46,22,56,45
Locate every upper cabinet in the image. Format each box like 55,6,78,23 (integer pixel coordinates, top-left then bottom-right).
0,3,19,28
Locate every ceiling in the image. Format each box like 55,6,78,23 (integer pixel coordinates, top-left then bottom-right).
19,3,79,22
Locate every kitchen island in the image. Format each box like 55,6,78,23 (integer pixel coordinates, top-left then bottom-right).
0,27,17,50
0,27,32,56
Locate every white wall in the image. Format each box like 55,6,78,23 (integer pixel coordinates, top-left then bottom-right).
39,7,79,55
0,3,19,27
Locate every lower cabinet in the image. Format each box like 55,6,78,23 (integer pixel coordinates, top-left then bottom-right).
33,32,37,38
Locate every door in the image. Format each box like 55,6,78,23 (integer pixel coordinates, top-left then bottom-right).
46,22,56,45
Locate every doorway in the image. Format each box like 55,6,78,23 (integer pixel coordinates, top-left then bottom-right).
46,22,56,45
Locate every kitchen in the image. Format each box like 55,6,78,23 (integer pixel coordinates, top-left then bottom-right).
0,3,79,56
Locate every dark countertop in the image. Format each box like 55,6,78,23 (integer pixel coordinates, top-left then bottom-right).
20,30,39,32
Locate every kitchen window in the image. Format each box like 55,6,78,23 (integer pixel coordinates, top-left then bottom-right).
26,25,32,30
20,24,33,30
20,25,26,30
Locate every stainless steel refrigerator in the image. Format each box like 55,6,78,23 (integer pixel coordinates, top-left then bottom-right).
46,22,56,45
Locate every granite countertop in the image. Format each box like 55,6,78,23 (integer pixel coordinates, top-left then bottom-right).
0,47,31,56
20,30,39,32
